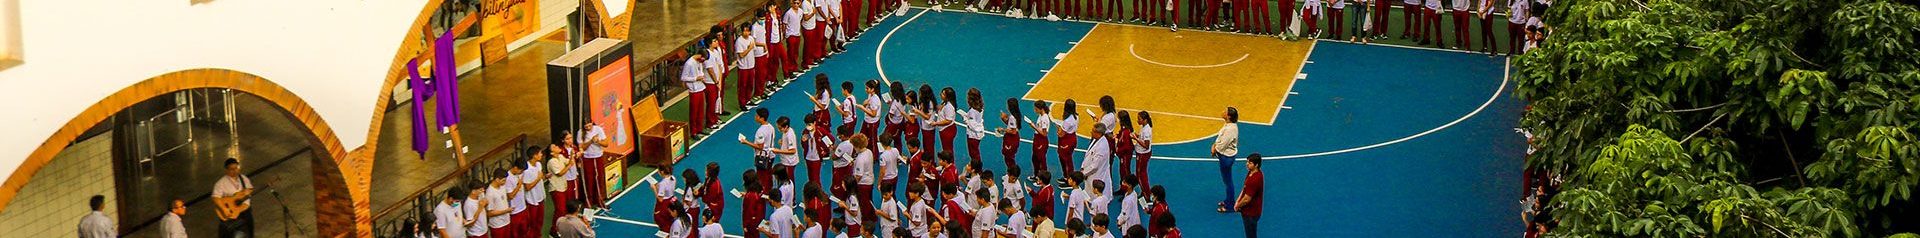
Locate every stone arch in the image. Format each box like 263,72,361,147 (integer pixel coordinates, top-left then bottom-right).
0,68,358,235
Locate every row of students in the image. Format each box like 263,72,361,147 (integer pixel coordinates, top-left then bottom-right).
687,0,907,139
432,144,585,238
670,77,1202,237
932,0,1546,56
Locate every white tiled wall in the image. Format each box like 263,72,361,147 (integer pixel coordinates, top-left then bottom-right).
0,134,117,238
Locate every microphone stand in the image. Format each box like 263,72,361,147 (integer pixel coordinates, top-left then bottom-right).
267,187,308,237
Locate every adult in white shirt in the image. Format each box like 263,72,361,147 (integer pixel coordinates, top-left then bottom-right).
434,189,468,238
1080,123,1114,195
77,195,114,238
852,139,879,225
212,158,255,238
162,199,188,238
1212,107,1240,212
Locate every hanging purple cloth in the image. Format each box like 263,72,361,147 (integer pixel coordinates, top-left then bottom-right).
433,29,463,127
407,59,433,156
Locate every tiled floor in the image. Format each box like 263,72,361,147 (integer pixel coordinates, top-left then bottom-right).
119,92,322,238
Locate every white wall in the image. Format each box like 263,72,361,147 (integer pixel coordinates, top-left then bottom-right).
0,0,426,180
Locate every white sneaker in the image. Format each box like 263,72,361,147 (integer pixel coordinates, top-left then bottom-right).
932,5,945,11
967,6,979,12
1046,14,1061,21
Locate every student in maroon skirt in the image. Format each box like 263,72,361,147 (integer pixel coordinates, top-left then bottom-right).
917,85,940,158
999,98,1026,170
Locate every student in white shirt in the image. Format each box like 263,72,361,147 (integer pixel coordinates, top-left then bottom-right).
933,88,961,160
850,134,879,226
519,156,548,238
736,24,766,102
994,198,1029,238
741,109,780,186
1062,172,1090,223
962,89,988,167
680,51,712,133
704,36,730,111
698,211,726,238
433,188,468,238
876,183,903,238
1449,0,1473,50
1421,0,1444,46
1506,0,1529,54
465,182,489,237
761,189,801,238
485,169,514,236
1050,100,1081,172
778,117,803,183
783,3,804,75
547,145,578,220
800,212,826,238
906,184,935,238
971,191,999,238
1001,168,1027,210
1089,214,1114,238
1114,175,1142,231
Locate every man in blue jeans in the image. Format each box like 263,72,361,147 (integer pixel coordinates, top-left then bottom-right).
1237,153,1265,238
1212,107,1240,213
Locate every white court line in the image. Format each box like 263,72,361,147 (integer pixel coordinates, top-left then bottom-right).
874,9,932,84
1271,40,1318,122
1127,44,1250,68
1316,37,1493,55
592,215,748,238
1019,24,1100,101
1149,57,1515,161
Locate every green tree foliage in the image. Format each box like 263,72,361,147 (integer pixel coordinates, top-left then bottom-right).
1513,0,1920,236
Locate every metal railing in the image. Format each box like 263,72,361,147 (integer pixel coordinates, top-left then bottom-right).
371,134,527,237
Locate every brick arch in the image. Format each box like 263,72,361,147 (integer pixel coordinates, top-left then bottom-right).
0,68,358,235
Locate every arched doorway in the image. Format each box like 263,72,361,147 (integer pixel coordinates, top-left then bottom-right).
0,68,357,236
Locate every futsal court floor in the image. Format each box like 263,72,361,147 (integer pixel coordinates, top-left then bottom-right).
607,8,1526,237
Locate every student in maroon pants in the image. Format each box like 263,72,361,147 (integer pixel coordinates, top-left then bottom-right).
1234,154,1265,238
1374,0,1391,37
1399,0,1420,39
1053,100,1080,172
1276,0,1294,35
741,170,767,238
1449,0,1472,50
1028,101,1053,173
1251,0,1271,34
1476,0,1497,54
999,98,1025,170
1133,112,1154,189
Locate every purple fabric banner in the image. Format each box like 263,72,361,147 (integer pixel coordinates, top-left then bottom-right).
408,59,432,156
433,29,463,127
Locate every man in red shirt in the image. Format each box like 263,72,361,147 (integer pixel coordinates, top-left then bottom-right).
1234,153,1264,238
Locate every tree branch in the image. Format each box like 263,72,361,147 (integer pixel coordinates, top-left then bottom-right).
1664,101,1731,113
1739,214,1791,237
1680,112,1726,143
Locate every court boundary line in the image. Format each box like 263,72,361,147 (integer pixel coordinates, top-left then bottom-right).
592,214,749,238
1021,23,1281,127
874,9,932,84
1020,23,1100,100
907,5,1513,55
1271,39,1318,123
1127,44,1250,68
1150,57,1513,161
1315,37,1494,55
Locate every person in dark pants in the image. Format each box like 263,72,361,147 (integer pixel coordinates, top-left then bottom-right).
1235,153,1265,238
213,158,256,238
1211,107,1240,213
